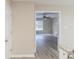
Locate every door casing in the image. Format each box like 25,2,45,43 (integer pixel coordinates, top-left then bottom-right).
34,11,61,53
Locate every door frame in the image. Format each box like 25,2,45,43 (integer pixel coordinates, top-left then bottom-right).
34,11,61,53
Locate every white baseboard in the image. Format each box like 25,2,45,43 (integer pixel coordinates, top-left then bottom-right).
11,54,35,58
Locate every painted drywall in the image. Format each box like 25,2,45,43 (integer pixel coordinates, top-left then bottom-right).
52,17,59,37
35,5,74,51
11,2,35,55
5,0,12,59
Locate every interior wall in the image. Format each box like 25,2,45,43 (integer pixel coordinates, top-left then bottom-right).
35,5,74,51
11,2,35,55
52,17,59,37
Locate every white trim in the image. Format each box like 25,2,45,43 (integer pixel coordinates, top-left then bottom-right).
35,11,61,51
34,11,37,53
11,54,35,58
35,11,61,14
58,11,61,51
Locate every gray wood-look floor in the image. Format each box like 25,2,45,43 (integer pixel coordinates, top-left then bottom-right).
11,34,58,59
35,34,59,59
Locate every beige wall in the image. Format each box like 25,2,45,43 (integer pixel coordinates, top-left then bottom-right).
11,2,35,55
35,5,74,51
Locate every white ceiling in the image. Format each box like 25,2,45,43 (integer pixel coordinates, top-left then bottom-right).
12,0,74,5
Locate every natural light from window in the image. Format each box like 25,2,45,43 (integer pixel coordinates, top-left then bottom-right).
36,20,43,31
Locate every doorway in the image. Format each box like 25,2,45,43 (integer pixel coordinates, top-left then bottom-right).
35,11,60,59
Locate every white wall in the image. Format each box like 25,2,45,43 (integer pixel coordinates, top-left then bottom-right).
52,17,59,37
11,2,35,56
35,5,74,51
5,0,12,59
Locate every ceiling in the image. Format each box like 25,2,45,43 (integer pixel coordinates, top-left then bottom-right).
36,13,58,19
12,0,74,5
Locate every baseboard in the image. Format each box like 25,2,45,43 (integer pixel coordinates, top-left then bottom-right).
11,54,35,58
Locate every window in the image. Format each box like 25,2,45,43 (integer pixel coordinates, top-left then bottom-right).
36,20,43,30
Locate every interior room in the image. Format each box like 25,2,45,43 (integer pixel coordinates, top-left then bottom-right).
35,12,59,59
5,0,74,59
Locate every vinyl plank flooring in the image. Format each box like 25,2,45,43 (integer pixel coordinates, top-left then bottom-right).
35,34,59,59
